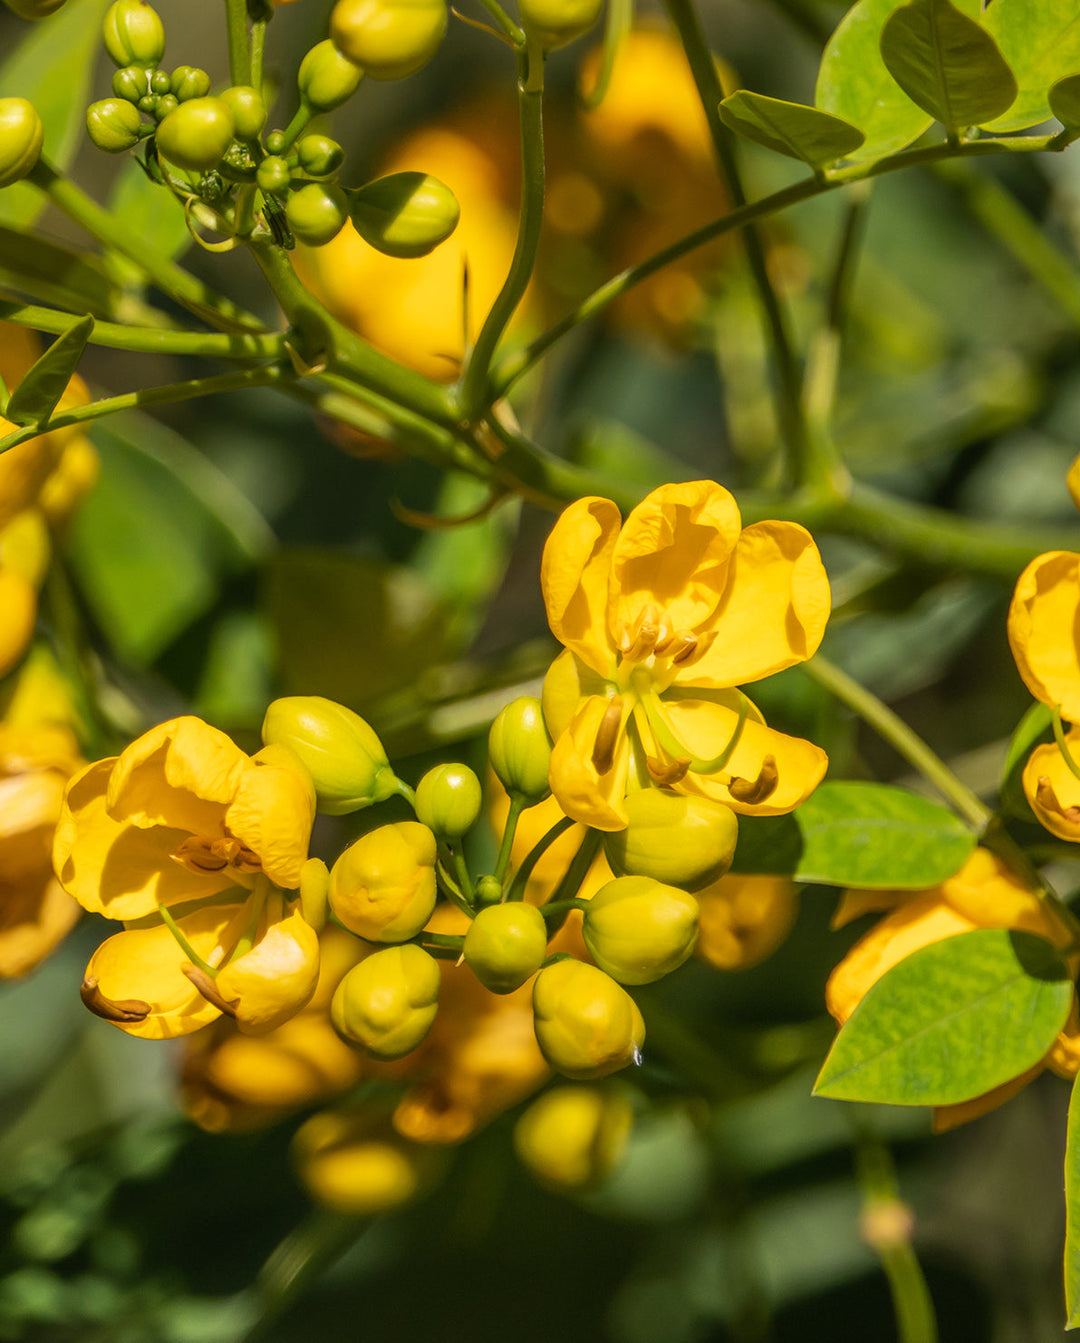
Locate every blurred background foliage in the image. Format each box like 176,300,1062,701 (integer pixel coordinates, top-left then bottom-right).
3,0,1080,1338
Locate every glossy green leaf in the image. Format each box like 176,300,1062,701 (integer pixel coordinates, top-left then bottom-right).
0,0,112,228
982,0,1080,132
731,781,974,887
814,928,1073,1104
104,158,192,288
1065,1071,1080,1327
1001,701,1052,820
0,226,125,317
4,313,92,426
1050,74,1080,129
880,0,1018,133
718,91,865,169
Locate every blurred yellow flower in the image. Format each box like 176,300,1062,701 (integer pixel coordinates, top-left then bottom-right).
541,480,830,830
694,872,798,971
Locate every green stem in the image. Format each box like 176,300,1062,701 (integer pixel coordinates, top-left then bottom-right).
459,40,545,419
26,160,266,334
804,654,992,832
452,847,476,905
493,794,526,886
473,0,524,42
538,897,589,918
158,903,218,978
250,13,268,88
546,828,602,908
420,931,466,950
225,0,251,85
1053,706,1080,783
505,814,575,901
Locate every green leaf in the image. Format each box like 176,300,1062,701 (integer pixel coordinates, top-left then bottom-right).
880,0,1019,134
718,91,865,169
0,0,112,228
732,781,974,887
1065,1071,1080,1327
104,158,192,288
1050,74,1080,129
814,928,1073,1104
0,226,124,317
4,313,92,426
1001,701,1052,821
982,0,1080,132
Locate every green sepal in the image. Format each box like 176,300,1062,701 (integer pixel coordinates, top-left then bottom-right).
1064,1070,1080,1327
4,312,93,426
982,0,1080,132
718,90,865,169
1050,73,1080,129
814,928,1074,1104
879,0,1018,133
1000,701,1053,821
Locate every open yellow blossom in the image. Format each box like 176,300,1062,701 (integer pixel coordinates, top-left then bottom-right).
540,481,830,830
827,847,1078,1131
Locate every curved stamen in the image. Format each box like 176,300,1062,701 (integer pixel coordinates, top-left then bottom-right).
80,977,150,1024
592,696,625,775
639,689,750,776
729,755,778,805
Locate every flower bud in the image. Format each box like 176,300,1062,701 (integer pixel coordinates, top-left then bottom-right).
299,857,330,933
220,85,266,141
153,93,178,122
262,696,398,814
0,98,43,187
85,97,142,154
518,0,602,50
695,873,797,971
293,1108,446,1215
330,0,447,80
329,821,437,942
415,763,482,839
3,0,69,16
532,959,644,1079
331,944,440,1059
475,874,503,906
215,908,321,1035
582,876,698,985
0,509,51,588
287,182,348,246
103,0,165,67
514,1085,633,1191
256,155,291,195
296,133,345,179
464,901,548,994
155,97,235,171
112,66,149,102
488,697,553,805
170,66,211,102
0,570,36,678
297,39,364,112
603,789,737,892
149,69,170,94
347,172,459,259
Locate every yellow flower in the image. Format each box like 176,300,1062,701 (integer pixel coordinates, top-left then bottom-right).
540,481,830,830
826,848,1077,1131
694,872,799,971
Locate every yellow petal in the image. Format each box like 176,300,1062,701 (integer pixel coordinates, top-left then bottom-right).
548,695,630,831
216,908,321,1035
540,647,608,741
106,717,248,834
830,887,911,929
54,760,238,920
1069,453,1080,515
679,521,830,689
694,873,798,970
0,873,80,978
1022,735,1080,844
1007,551,1080,722
939,846,1070,946
607,481,741,644
541,497,621,677
225,758,315,889
0,569,36,680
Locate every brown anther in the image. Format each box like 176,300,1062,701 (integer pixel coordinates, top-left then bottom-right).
620,604,662,663
647,755,691,786
669,633,700,665
182,963,239,1018
729,754,779,805
591,697,624,775
80,977,151,1024
171,835,263,877
1036,776,1080,823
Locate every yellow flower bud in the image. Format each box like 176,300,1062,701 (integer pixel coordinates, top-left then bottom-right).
0,97,44,189
463,901,548,994
518,0,603,50
602,788,737,891
514,1085,633,1191
262,695,398,815
292,1108,446,1215
0,509,50,588
330,0,447,81
37,437,99,530
582,875,698,985
297,38,364,112
102,0,165,67
329,821,438,941
299,856,330,932
331,943,440,1059
414,762,482,839
532,959,644,1079
0,569,36,678
215,907,321,1035
488,696,552,803
695,873,798,971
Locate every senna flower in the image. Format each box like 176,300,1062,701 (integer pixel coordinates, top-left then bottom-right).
541,481,830,830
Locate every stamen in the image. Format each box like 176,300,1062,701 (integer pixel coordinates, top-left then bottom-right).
647,755,691,786
80,977,151,1024
171,835,264,877
619,604,661,662
729,755,779,805
664,632,699,664
182,963,240,1017
591,697,624,775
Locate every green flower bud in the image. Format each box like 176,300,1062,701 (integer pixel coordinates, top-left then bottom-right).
85,97,142,154
475,875,503,906
296,132,345,179
287,181,348,246
0,98,43,187
155,96,234,171
112,65,149,102
582,876,698,985
299,856,330,933
149,69,171,95
3,0,69,17
514,1085,633,1191
489,696,552,803
170,66,211,102
329,821,438,942
331,944,440,1059
137,93,156,114
603,789,738,892
262,695,398,814
414,763,482,840
347,171,459,259
532,960,645,1080
220,85,266,141
293,1108,447,1215
256,154,291,195
153,93,178,121
330,0,447,80
265,129,286,155
103,0,165,67
464,901,548,994
297,39,364,113
518,0,602,50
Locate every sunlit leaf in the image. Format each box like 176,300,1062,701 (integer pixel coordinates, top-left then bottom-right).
1050,74,1080,129
104,158,192,288
814,928,1073,1103
982,0,1080,132
4,313,92,426
718,91,865,169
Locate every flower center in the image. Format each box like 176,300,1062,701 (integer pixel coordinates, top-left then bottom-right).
172,834,262,877
612,603,712,694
